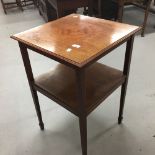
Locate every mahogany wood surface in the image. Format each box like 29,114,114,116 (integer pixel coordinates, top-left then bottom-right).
11,14,140,68
34,63,125,116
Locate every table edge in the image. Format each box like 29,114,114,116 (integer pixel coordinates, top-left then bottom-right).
10,26,141,68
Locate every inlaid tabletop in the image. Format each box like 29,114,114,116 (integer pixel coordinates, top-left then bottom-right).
11,14,140,67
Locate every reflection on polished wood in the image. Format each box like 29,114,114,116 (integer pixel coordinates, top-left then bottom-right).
11,14,140,67
35,63,125,115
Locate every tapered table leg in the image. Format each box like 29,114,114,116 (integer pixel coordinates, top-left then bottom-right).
79,116,87,155
117,0,124,22
1,0,7,14
118,36,135,124
88,0,93,16
19,42,44,130
16,0,23,11
56,2,64,18
76,69,87,155
141,0,152,37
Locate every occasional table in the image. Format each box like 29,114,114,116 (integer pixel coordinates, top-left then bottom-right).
11,14,140,155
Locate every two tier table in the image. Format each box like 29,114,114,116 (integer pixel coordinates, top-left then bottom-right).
11,14,140,155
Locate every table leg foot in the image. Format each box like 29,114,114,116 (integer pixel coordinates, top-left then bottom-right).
141,31,144,37
118,116,123,124
39,122,44,130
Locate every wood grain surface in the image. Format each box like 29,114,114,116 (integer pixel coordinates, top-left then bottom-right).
11,14,140,67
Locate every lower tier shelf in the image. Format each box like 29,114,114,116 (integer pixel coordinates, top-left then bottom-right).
34,63,126,116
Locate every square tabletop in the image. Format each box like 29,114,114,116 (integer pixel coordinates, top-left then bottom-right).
11,14,140,68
